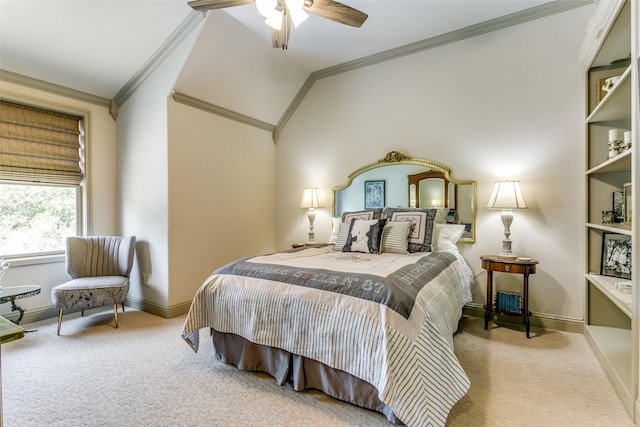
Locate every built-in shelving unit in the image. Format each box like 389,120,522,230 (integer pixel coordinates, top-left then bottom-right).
581,0,638,419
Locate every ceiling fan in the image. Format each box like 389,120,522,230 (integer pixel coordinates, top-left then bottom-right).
188,0,368,49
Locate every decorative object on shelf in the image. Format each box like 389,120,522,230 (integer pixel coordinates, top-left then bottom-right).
596,78,607,104
495,290,522,313
364,180,385,209
486,180,528,259
614,281,632,294
299,188,324,242
624,182,632,225
613,191,625,223
623,130,632,150
601,233,631,279
602,75,621,94
602,210,615,224
607,128,623,159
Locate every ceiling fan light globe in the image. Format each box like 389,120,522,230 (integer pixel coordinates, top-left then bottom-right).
288,9,308,27
265,11,283,30
256,0,278,18
284,0,308,27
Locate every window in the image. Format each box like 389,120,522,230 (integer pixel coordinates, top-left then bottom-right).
0,100,84,257
0,183,78,255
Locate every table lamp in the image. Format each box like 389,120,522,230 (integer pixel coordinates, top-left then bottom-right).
299,188,324,242
486,180,528,259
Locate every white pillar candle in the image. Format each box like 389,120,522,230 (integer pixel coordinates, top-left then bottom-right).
609,129,620,142
624,131,631,144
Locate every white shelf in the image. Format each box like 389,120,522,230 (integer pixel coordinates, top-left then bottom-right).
585,222,632,235
582,0,636,421
586,273,632,318
584,325,633,414
586,65,632,123
585,149,631,175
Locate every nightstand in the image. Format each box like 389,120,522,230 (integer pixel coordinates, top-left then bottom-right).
480,255,538,338
291,242,317,248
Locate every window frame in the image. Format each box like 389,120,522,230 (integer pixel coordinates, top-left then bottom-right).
0,95,91,266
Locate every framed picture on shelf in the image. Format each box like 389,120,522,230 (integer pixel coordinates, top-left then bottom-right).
601,233,632,279
364,180,385,210
624,182,632,225
595,78,607,105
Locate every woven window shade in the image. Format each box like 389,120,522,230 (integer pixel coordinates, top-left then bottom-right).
0,100,83,185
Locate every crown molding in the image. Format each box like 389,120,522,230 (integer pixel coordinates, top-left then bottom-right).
0,69,112,109
172,90,276,134
274,0,594,139
113,11,204,110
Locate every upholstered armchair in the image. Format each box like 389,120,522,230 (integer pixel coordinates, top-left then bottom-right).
51,236,136,335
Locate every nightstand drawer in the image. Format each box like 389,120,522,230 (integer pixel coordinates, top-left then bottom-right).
482,260,536,275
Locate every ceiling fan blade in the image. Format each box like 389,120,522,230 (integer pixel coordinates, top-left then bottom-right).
188,0,254,13
303,0,368,28
272,14,291,49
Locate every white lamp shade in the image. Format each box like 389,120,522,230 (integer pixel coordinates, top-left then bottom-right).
299,188,324,209
486,180,528,209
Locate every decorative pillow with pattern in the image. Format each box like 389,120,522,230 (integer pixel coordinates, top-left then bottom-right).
384,207,437,253
341,209,382,224
342,219,387,254
380,220,412,254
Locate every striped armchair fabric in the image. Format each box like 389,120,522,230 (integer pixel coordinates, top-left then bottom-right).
51,236,136,335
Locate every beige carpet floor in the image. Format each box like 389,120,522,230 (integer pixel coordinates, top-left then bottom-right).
1,310,634,427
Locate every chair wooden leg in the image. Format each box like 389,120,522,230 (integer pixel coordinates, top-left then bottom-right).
57,309,63,335
81,309,85,317
113,304,118,328
121,302,125,312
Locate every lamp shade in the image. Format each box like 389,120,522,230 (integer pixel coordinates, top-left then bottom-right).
299,188,324,209
486,180,528,209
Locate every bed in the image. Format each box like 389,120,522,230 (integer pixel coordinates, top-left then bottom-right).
182,211,474,426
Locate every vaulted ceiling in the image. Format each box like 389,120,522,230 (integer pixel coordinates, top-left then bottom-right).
2,0,581,104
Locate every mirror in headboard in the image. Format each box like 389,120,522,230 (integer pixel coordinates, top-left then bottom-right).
333,151,476,242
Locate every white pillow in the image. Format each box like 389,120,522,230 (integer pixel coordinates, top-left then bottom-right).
329,217,341,244
380,221,412,254
433,224,465,252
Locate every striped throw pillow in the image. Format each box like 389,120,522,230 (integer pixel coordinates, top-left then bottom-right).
381,221,412,254
333,222,351,251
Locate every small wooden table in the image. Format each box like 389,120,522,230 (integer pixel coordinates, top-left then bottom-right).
0,285,41,324
480,255,538,338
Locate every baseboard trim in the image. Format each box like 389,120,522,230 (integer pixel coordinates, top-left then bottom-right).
124,296,191,319
13,297,191,326
463,303,585,334
17,301,583,333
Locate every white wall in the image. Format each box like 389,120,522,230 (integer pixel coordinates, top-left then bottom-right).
116,19,204,314
0,82,117,320
119,12,278,314
275,7,594,325
167,101,276,306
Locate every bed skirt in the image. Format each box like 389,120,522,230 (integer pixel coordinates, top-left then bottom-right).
210,328,402,425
